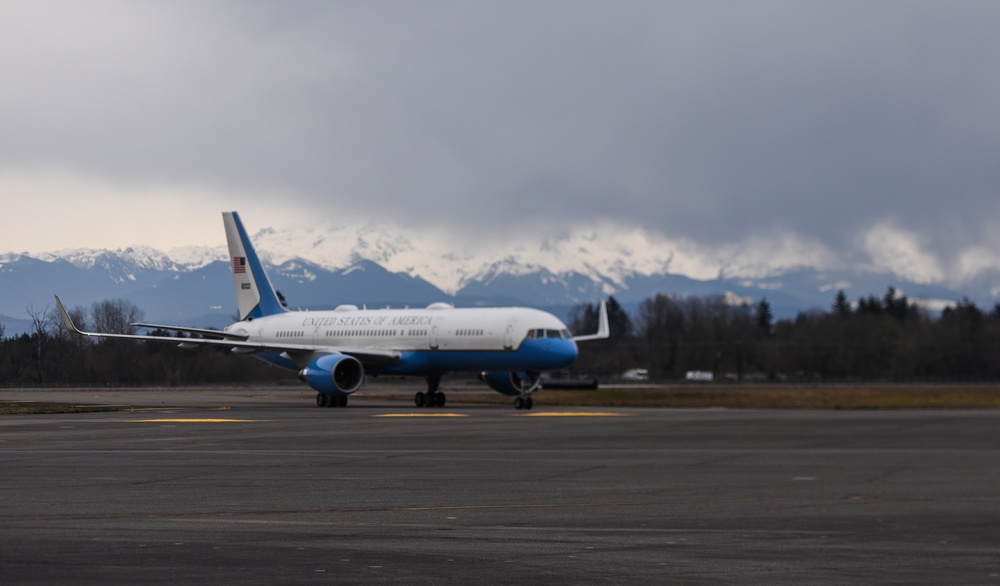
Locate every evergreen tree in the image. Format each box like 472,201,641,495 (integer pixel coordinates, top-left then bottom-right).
755,298,774,337
833,290,851,317
856,294,883,315
883,286,914,321
606,296,632,340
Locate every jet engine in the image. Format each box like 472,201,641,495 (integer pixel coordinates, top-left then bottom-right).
299,353,365,395
479,371,542,397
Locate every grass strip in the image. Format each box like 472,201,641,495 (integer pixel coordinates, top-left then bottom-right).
0,404,121,415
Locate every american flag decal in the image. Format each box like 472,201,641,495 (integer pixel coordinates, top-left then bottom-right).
233,257,246,274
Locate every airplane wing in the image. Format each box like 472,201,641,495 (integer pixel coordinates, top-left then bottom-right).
131,322,248,341
54,295,400,367
572,299,610,342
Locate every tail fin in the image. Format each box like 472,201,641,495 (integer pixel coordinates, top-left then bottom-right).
223,211,287,321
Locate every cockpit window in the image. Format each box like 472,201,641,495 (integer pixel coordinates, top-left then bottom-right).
526,328,571,339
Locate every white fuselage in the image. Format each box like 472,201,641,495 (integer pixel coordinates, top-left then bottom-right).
226,305,573,353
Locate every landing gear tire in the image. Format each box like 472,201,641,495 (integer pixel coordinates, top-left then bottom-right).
418,377,445,408
415,391,446,408
514,397,525,410
317,393,348,408
514,397,534,410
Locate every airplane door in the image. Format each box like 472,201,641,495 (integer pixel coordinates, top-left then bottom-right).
430,320,440,350
503,319,517,350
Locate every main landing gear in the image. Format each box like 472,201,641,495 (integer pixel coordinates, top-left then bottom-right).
513,396,534,410
316,393,348,408
414,376,446,408
414,391,446,408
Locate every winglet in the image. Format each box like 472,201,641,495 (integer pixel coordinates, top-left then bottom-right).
54,294,84,335
573,299,610,342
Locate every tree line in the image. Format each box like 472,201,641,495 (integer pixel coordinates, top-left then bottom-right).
0,300,286,387
3,288,1000,387
568,289,1000,382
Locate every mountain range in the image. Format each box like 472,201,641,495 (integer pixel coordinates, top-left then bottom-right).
2,222,999,337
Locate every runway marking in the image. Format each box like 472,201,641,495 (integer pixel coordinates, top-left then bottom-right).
518,412,628,417
133,419,262,423
373,413,468,418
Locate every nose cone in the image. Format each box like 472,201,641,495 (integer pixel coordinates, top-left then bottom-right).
519,337,580,370
551,338,579,368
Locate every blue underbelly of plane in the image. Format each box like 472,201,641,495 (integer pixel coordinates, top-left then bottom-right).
254,338,578,376
378,338,579,376
378,339,577,376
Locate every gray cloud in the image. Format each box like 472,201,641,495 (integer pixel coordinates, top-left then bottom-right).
2,1,1000,269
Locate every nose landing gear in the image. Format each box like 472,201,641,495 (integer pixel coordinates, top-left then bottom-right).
513,396,534,410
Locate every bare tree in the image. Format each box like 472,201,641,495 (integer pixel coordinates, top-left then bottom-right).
52,305,86,340
90,299,144,336
0,320,6,379
26,304,55,383
88,299,145,384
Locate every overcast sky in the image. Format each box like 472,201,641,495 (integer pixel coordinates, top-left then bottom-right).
2,1,1000,284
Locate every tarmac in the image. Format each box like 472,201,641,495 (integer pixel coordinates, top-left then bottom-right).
1,386,999,584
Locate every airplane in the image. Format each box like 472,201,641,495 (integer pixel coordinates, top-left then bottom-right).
55,211,609,409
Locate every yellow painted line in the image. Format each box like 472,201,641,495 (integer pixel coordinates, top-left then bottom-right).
518,412,629,417
373,413,468,418
134,419,262,423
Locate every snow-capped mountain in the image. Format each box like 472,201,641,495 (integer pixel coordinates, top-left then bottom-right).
2,222,999,337
45,246,180,272
240,220,1000,312
241,220,683,296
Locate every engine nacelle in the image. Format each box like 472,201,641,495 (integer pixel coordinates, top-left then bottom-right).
298,353,365,396
479,371,542,397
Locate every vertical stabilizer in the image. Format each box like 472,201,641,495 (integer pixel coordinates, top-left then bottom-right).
223,212,287,320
